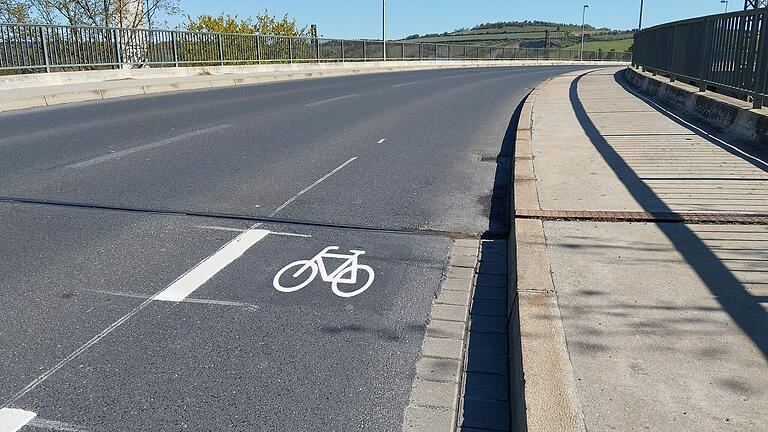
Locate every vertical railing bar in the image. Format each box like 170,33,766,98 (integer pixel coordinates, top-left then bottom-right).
753,10,768,108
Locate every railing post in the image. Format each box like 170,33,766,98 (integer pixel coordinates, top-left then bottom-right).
754,11,768,109
402,42,405,60
289,37,293,63
699,18,715,92
341,39,345,62
256,35,261,65
39,26,51,73
218,33,224,66
316,37,321,64
363,40,367,61
113,28,123,68
669,24,678,82
171,31,179,67
419,43,422,60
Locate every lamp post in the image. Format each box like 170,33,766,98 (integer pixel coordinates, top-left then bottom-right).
638,0,644,30
721,0,729,13
581,4,589,61
382,0,387,61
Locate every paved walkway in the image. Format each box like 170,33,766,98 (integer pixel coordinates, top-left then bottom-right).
516,67,768,432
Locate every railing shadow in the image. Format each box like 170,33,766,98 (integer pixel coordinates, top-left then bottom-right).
570,71,768,360
614,69,768,174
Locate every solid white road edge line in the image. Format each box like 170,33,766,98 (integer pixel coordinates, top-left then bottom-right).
65,124,233,169
154,229,270,302
0,407,36,431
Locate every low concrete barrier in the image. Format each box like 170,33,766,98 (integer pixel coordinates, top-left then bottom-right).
625,67,768,146
0,60,628,90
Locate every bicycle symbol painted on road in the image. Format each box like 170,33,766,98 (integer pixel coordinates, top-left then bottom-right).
273,246,375,298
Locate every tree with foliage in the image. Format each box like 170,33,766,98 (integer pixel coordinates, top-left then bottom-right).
0,0,30,22
2,0,181,27
186,11,306,36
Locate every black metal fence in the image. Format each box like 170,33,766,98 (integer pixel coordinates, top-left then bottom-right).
633,8,768,109
0,22,632,74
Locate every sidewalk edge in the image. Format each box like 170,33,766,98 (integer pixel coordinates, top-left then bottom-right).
510,71,591,432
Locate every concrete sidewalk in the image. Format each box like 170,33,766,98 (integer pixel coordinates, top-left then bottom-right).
514,67,768,432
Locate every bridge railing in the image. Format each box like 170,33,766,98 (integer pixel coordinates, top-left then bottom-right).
0,22,632,74
633,8,768,109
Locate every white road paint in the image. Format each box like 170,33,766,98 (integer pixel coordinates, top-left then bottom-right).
65,124,233,169
28,418,90,432
377,139,387,144
303,94,361,107
86,289,260,310
391,81,420,88
154,229,270,302
0,408,36,431
269,157,357,217
4,156,357,406
273,246,375,298
194,226,312,238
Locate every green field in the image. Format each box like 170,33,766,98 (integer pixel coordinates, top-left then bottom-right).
564,39,634,52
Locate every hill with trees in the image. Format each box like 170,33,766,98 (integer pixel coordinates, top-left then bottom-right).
402,20,634,52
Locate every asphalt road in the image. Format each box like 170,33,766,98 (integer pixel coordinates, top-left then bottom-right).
0,66,590,431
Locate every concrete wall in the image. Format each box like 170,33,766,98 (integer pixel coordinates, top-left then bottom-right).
625,67,768,146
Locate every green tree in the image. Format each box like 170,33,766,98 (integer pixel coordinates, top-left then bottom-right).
186,10,306,36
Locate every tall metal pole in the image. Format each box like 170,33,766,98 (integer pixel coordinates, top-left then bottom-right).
383,0,386,61
638,0,644,30
722,0,729,13
581,5,589,61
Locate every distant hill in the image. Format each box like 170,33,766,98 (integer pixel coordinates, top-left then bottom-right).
402,20,634,52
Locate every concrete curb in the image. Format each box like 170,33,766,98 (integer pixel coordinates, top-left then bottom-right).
0,61,628,114
624,67,768,146
401,239,479,432
509,71,593,432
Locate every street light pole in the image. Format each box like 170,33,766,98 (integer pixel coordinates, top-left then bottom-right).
721,0,729,13
638,0,644,30
383,0,387,61
581,4,589,61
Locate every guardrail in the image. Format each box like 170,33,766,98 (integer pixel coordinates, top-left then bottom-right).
0,22,631,74
633,8,768,109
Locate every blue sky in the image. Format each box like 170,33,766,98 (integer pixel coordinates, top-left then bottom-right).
171,1,731,39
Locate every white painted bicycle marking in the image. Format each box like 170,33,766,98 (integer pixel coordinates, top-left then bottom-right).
273,247,375,298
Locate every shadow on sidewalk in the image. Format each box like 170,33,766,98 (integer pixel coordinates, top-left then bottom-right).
459,99,526,432
570,71,768,360
612,70,768,174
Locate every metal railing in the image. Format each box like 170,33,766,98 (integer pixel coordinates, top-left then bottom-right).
0,22,631,74
633,8,768,109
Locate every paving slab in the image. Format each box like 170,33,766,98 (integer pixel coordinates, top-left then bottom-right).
545,221,768,432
